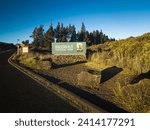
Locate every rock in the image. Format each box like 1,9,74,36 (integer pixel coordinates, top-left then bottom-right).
51,55,87,65
77,70,101,89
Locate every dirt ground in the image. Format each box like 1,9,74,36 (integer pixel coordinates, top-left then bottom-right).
35,62,150,112
36,63,133,100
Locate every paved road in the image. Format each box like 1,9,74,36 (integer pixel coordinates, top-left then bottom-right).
0,50,80,113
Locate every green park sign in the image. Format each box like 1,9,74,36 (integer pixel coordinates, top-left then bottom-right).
52,42,86,55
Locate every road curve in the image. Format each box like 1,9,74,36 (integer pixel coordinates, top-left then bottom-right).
0,50,80,113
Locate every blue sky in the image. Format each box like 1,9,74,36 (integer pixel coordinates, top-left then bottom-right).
0,0,150,43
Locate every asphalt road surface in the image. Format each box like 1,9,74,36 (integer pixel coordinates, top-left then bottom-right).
0,50,80,113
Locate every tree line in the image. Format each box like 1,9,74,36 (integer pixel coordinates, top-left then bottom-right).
30,22,115,50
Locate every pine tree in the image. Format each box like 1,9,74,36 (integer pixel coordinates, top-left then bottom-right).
70,25,76,42
45,23,54,51
93,30,97,44
103,34,109,43
31,25,45,49
60,23,67,42
79,22,86,42
66,24,72,42
38,25,45,47
89,32,94,45
99,30,103,44
31,27,39,48
96,30,100,44
22,40,29,46
85,31,90,46
65,24,77,42
81,22,86,33
55,22,61,42
31,22,115,49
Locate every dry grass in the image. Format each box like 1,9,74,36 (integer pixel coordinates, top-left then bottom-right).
106,33,150,74
14,52,87,70
86,52,111,70
14,52,51,70
87,33,150,75
113,80,150,112
87,33,150,112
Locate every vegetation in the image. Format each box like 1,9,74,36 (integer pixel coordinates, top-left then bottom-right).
14,52,86,70
87,33,150,112
13,18,150,113
15,32,150,112
88,33,150,74
30,22,115,50
14,52,51,70
113,80,150,112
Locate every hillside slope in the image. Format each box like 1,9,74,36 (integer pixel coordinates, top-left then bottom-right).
88,33,150,74
86,33,150,112
0,42,15,51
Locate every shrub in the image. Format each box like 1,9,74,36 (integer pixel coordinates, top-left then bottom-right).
113,80,150,112
14,52,87,70
87,33,150,74
86,33,150,112
15,52,51,70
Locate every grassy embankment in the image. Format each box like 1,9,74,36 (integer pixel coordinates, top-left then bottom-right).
13,52,86,71
86,33,150,112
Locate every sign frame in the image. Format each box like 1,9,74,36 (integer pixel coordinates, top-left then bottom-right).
52,42,86,55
